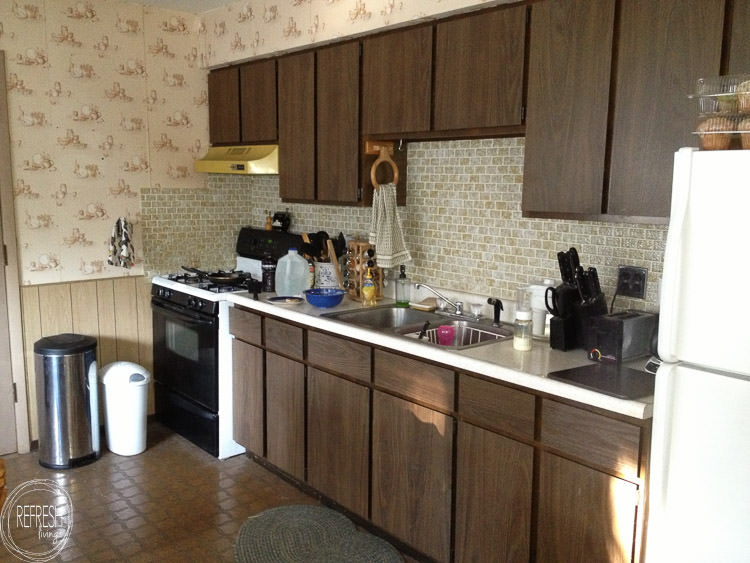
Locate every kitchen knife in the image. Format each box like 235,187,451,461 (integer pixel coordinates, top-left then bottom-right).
574,265,588,301
568,247,581,272
588,267,602,296
557,251,574,285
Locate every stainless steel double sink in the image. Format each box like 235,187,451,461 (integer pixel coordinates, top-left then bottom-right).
323,305,513,350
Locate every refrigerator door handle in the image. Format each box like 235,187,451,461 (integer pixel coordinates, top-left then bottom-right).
657,147,695,362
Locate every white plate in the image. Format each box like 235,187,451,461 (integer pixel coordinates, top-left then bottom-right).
266,296,303,305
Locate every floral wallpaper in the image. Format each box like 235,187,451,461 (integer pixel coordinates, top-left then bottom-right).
1,0,207,285
201,0,509,67
1,0,510,285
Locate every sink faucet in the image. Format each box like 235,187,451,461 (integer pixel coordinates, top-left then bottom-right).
415,283,463,316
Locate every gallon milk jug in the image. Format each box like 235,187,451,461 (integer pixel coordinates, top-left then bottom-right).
275,249,310,296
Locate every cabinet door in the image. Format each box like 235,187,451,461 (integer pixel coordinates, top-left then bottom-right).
361,26,432,135
607,0,724,217
537,452,639,563
307,369,369,517
371,391,453,562
231,339,263,454
455,422,533,563
726,0,750,73
278,51,315,201
316,42,360,203
522,0,615,216
433,6,526,130
208,66,240,144
265,352,305,480
239,59,277,143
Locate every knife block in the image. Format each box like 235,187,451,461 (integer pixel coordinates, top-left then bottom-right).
549,292,608,351
344,241,382,301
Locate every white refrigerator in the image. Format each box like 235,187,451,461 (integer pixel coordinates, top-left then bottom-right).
646,147,750,562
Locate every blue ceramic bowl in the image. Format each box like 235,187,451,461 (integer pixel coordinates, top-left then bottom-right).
303,288,346,308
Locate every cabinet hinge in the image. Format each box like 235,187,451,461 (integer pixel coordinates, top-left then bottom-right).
13,382,18,403
521,105,526,123
357,185,362,200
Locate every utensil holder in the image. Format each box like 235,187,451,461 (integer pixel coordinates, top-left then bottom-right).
344,240,383,301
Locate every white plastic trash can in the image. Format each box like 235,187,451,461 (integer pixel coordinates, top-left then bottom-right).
101,362,151,456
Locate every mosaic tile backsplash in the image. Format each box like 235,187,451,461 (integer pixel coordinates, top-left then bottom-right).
142,137,667,312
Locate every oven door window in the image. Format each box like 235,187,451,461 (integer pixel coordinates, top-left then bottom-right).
152,301,218,412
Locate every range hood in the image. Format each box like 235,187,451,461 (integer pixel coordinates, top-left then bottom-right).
194,145,278,175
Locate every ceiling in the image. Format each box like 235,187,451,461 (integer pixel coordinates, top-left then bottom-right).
140,0,229,14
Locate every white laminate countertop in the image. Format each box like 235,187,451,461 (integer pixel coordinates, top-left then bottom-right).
226,293,654,420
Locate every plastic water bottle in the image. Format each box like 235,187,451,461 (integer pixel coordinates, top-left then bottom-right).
275,249,310,296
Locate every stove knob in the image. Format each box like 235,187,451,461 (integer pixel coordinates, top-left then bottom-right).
187,296,196,308
195,299,205,310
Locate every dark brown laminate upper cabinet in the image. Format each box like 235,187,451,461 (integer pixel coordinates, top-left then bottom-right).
361,26,432,135
239,59,277,143
278,51,315,201
607,0,724,217
522,0,615,216
433,6,526,131
725,0,750,73
316,41,360,203
208,66,240,144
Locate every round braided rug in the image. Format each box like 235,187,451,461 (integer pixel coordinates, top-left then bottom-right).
234,504,402,562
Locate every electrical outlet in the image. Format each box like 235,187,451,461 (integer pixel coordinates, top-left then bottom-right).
617,265,648,299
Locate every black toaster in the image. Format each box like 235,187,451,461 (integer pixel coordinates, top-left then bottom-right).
587,310,659,362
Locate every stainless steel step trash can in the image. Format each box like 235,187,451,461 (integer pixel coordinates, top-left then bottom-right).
101,362,151,456
34,334,100,469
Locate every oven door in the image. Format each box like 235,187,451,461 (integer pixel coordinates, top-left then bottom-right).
151,298,218,412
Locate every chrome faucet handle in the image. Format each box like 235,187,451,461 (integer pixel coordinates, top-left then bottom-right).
454,301,464,316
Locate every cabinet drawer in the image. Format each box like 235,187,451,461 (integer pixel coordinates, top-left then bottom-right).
308,331,370,383
374,350,454,411
229,306,262,345
265,318,303,360
459,375,535,439
541,399,641,478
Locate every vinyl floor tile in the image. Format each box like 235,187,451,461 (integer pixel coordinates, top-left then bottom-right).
1,421,317,562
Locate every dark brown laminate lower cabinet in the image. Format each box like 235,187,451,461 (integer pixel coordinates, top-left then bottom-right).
264,319,305,480
265,352,305,480
229,306,264,455
231,339,264,454
537,399,647,562
371,391,453,562
455,375,535,562
228,310,652,562
307,368,369,517
537,452,639,563
455,423,533,562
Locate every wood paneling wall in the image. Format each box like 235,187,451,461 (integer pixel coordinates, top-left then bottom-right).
21,277,153,441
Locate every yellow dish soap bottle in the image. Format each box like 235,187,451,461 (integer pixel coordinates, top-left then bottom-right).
361,267,377,307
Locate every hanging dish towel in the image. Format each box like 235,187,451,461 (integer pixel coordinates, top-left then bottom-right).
369,183,411,269
108,217,135,268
